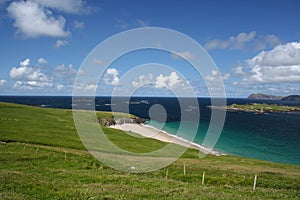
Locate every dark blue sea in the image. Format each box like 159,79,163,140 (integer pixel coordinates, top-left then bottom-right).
0,96,299,165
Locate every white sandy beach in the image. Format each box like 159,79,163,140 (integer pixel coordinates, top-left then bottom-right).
110,123,223,156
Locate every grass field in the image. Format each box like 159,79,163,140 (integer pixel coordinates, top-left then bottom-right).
0,102,299,199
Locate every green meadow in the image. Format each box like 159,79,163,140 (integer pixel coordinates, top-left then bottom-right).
0,102,299,199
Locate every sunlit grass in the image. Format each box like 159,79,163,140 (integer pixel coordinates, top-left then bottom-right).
0,102,299,199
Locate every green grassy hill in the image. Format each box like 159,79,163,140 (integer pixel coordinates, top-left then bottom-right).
0,102,299,199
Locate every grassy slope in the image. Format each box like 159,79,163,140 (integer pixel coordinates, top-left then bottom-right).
0,102,299,199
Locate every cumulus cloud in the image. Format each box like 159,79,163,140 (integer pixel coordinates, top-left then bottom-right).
38,57,47,64
233,65,246,76
132,74,153,88
222,73,230,80
155,72,183,89
130,71,188,90
54,39,69,48
9,58,52,90
7,1,70,38
205,31,256,50
55,39,69,48
56,84,64,90
54,64,81,90
74,83,97,91
0,79,7,86
171,51,195,60
205,31,280,51
241,42,300,83
10,58,50,82
13,80,52,90
55,64,77,78
103,68,119,86
206,69,230,81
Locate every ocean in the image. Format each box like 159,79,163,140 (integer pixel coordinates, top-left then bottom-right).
0,96,299,165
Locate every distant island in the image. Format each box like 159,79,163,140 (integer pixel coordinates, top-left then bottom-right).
248,93,300,101
247,93,282,100
209,103,300,114
281,95,300,101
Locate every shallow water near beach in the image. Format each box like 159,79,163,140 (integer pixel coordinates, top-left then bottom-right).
0,96,299,165
149,116,300,165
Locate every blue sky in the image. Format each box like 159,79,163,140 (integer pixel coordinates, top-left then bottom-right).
0,0,299,97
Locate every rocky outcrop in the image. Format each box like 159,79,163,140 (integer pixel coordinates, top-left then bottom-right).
98,116,146,126
98,117,116,126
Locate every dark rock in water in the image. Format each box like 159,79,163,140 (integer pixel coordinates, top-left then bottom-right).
281,95,300,101
247,93,282,100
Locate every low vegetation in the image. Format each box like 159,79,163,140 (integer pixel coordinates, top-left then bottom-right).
210,103,300,114
0,102,299,199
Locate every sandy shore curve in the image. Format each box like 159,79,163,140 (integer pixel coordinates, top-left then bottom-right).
110,123,224,156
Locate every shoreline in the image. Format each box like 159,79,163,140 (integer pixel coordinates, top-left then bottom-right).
110,123,224,156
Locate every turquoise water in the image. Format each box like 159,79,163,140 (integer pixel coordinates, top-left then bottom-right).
149,113,300,165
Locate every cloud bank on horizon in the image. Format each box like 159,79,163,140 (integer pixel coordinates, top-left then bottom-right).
0,0,299,97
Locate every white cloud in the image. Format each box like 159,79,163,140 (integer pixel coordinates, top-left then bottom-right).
55,64,77,78
13,81,32,90
132,74,153,88
7,1,70,38
222,73,230,80
241,42,300,83
9,58,52,90
254,34,281,51
206,69,230,81
10,58,50,82
171,51,195,60
38,57,47,64
155,72,183,89
73,20,85,29
74,83,97,91
56,84,64,90
55,39,69,48
211,69,218,76
103,68,119,86
54,64,81,88
233,65,246,76
13,80,53,90
205,31,256,50
0,79,7,86
205,31,280,51
20,58,30,66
